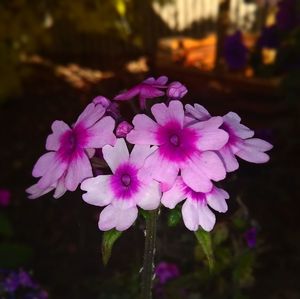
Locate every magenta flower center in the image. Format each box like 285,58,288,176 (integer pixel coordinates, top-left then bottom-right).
182,182,206,203
156,121,198,162
111,163,140,199
58,124,88,161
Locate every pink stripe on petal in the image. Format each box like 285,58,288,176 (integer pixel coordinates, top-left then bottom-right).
151,101,184,126
126,114,159,145
161,178,185,209
65,153,92,191
46,120,70,151
182,200,199,231
102,139,129,172
81,175,113,206
85,116,116,148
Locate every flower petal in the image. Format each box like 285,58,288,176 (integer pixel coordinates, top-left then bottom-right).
161,178,185,209
185,103,211,121
65,152,92,191
114,86,140,101
85,116,116,148
53,176,67,199
129,144,157,169
126,114,159,145
46,120,70,151
144,150,179,191
81,175,113,206
151,101,184,126
102,138,129,172
198,204,216,232
182,200,199,231
194,151,226,181
206,187,229,213
26,182,54,199
75,103,106,128
115,206,138,231
98,205,117,231
218,145,239,172
137,181,161,210
181,161,213,193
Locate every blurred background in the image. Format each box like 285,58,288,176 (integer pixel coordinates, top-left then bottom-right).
0,0,299,298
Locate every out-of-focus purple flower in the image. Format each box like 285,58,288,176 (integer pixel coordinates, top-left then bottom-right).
3,272,20,292
258,25,279,49
277,0,300,31
0,188,10,207
116,121,133,137
93,95,111,108
155,262,180,284
113,76,168,109
81,139,161,231
26,102,116,199
223,31,248,70
244,227,257,248
167,81,187,100
185,104,273,172
127,101,228,192
162,178,228,231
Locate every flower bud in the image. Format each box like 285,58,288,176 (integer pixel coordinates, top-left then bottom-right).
116,121,133,137
167,81,187,100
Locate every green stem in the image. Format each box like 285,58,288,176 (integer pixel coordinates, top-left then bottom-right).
141,209,158,299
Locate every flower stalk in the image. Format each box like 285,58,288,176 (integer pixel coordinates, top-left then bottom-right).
141,209,158,299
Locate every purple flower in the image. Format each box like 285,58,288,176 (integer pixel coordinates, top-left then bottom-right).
26,102,116,199
0,188,11,207
185,104,273,172
167,81,187,100
162,177,228,231
155,262,180,284
113,76,168,109
116,121,133,137
81,139,161,231
127,101,228,192
223,31,248,70
244,227,257,248
93,96,121,120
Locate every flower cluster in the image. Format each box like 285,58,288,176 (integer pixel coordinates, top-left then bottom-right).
27,76,272,232
0,269,48,299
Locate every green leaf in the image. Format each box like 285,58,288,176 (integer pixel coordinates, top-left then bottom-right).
0,213,13,237
102,229,122,266
167,209,181,227
194,229,214,271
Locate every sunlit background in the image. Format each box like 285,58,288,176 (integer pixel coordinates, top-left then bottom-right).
0,0,299,298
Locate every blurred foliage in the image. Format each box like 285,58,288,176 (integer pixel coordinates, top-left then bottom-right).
0,0,172,102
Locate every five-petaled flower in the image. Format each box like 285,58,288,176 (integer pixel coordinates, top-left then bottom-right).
26,102,116,199
81,138,161,231
127,100,228,192
162,177,228,231
185,104,273,172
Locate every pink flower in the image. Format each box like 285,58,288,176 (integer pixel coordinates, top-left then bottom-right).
167,81,187,100
0,188,11,207
116,121,133,137
81,138,161,231
127,101,228,193
26,102,116,199
113,76,168,109
185,104,273,172
162,177,229,231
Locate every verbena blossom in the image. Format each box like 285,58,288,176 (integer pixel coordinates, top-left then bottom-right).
113,76,168,109
167,81,187,100
155,262,180,284
26,102,116,199
185,104,273,172
81,138,161,231
162,177,228,231
127,100,228,192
